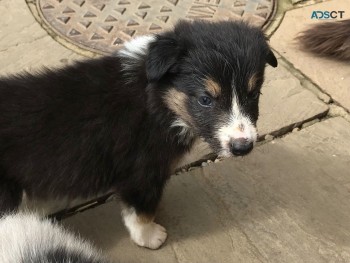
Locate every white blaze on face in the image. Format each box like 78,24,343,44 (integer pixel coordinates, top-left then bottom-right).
216,95,257,157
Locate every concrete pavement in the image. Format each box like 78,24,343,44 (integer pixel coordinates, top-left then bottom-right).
1,0,350,262
64,117,350,263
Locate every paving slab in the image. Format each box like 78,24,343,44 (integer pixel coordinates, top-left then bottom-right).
196,117,350,263
0,0,83,75
63,202,180,263
258,63,328,137
63,117,350,263
270,0,350,111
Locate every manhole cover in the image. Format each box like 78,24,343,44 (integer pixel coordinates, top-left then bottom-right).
35,0,276,55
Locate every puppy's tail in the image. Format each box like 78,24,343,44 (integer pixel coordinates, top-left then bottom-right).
0,213,113,263
296,19,350,61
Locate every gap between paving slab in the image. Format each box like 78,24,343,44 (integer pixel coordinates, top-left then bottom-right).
275,53,350,127
63,116,350,263
269,0,350,112
265,0,350,137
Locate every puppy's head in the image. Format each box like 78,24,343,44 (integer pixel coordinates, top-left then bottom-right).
146,20,277,157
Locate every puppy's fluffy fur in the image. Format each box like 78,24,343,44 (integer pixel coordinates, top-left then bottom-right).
0,213,111,263
297,19,350,60
0,20,277,249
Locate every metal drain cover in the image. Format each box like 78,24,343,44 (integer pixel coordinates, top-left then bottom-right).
37,0,276,55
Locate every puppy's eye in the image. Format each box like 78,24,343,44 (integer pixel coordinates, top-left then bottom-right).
198,96,212,107
250,91,262,100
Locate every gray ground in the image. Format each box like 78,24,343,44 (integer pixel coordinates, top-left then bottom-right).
1,0,350,262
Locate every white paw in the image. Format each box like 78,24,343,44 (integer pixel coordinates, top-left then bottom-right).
131,222,167,249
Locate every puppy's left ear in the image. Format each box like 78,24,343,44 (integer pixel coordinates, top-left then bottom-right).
266,49,278,67
146,34,183,82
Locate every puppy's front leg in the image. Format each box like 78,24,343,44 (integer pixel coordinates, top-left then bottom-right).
120,175,168,249
121,205,167,249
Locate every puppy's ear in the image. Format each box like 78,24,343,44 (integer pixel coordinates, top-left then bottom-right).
266,49,278,67
146,35,183,82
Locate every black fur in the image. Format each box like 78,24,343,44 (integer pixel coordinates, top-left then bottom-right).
43,249,111,263
0,21,276,220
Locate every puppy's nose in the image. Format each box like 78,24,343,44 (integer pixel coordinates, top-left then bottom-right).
230,138,253,156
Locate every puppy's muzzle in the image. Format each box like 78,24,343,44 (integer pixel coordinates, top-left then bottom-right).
230,138,253,156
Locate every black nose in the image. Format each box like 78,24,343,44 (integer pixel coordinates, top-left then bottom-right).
230,138,253,156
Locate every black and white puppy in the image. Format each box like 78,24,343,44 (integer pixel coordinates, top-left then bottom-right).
0,20,277,249
0,213,112,263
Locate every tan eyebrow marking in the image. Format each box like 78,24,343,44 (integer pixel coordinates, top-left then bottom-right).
163,88,193,125
205,78,221,97
248,73,259,92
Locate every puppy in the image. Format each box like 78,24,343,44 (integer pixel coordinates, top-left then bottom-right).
0,213,112,263
0,20,277,249
297,19,350,60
